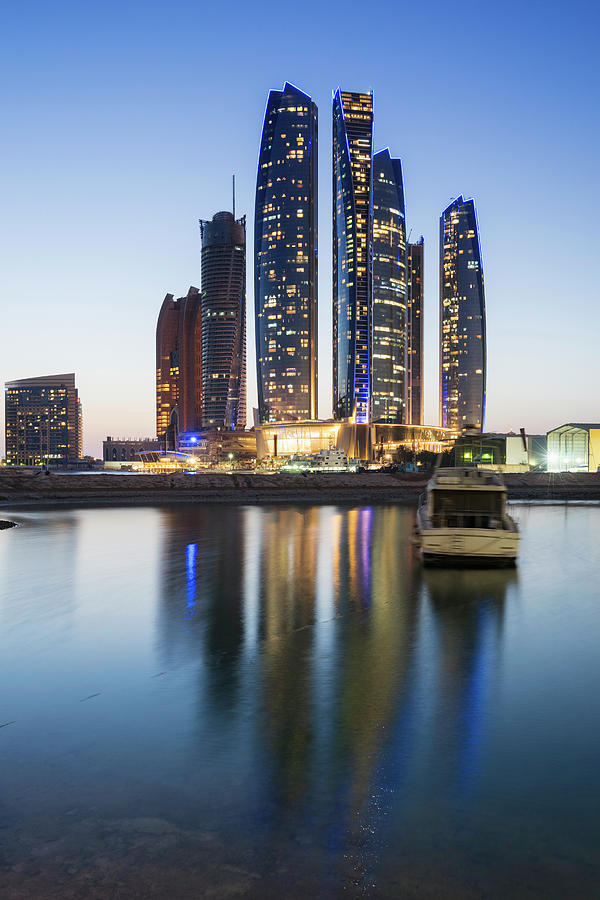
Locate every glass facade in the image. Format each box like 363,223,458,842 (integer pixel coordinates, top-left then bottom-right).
439,196,486,432
200,211,246,431
254,82,318,424
371,149,406,423
255,420,452,461
333,89,373,423
5,373,82,465
407,238,424,425
155,286,202,445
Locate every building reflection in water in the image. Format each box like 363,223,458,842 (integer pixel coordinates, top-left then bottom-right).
185,541,197,618
419,567,516,794
156,504,518,889
157,506,245,712
0,511,80,643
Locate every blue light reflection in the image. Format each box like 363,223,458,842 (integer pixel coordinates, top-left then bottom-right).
186,542,197,618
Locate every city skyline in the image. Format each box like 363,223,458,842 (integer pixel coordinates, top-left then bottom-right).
2,1,598,455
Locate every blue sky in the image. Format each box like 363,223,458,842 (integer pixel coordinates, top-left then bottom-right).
2,0,599,455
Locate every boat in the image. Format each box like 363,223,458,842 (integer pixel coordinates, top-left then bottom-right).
415,467,519,566
280,448,359,473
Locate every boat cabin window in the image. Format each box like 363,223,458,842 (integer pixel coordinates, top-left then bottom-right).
432,490,503,517
430,489,505,528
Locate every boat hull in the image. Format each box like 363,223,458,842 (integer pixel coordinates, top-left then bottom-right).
417,526,519,568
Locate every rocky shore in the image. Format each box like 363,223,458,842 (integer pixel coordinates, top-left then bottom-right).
1,469,599,508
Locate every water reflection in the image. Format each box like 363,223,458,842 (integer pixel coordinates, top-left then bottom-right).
4,503,597,896
154,505,524,890
420,568,514,794
157,508,516,804
158,506,245,709
155,506,425,886
0,512,79,636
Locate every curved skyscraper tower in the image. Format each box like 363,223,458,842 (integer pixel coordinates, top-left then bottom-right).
439,196,486,432
332,89,373,423
407,238,424,425
371,149,407,423
200,211,246,431
254,82,318,423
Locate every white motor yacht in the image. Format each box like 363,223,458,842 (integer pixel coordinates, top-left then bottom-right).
415,467,519,566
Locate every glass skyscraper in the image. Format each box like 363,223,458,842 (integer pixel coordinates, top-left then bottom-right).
407,237,424,425
439,196,486,432
332,89,373,423
200,211,246,431
5,373,82,466
371,149,407,423
254,82,318,423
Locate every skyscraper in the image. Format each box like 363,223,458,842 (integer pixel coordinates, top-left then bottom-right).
439,197,486,432
371,149,407,423
332,89,373,423
255,82,318,423
156,286,202,446
407,237,424,425
200,211,246,431
5,373,82,465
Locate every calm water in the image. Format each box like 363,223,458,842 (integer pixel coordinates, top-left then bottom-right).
0,503,599,898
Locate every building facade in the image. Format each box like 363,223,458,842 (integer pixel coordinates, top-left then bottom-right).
453,432,547,470
103,436,161,464
156,286,202,446
371,149,407,423
255,82,318,424
5,373,82,466
547,424,600,472
332,89,373,423
407,237,424,425
255,420,452,462
200,211,246,431
439,196,486,432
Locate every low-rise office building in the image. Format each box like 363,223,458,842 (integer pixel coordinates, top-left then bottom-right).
178,429,256,465
255,420,452,463
103,437,161,468
453,432,546,471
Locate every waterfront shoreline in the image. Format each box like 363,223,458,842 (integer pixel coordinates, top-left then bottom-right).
2,470,600,509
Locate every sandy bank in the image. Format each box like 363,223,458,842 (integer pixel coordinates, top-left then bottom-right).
1,470,600,508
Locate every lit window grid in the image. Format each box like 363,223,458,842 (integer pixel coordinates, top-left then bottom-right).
439,199,486,432
4,378,81,465
371,150,407,425
255,84,318,423
333,89,373,424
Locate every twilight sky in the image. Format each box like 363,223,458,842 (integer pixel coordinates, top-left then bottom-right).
2,0,599,456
